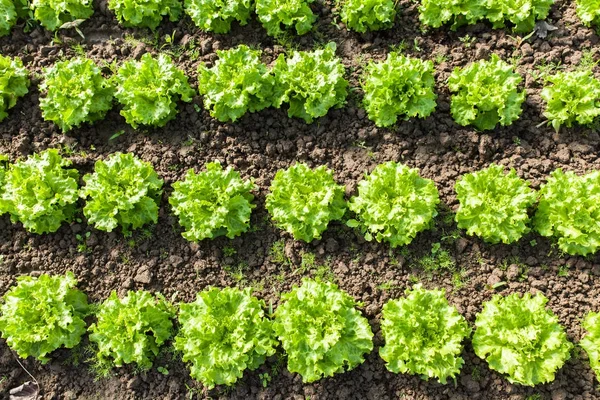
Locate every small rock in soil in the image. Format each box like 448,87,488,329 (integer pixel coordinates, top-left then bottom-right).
134,266,152,284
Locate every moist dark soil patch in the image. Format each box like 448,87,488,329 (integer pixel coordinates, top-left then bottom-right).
2,0,600,399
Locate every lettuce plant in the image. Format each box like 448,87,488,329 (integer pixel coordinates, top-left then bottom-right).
0,0,17,37
0,54,30,122
81,152,163,235
273,279,373,383
256,0,315,36
265,163,346,242
174,287,277,388
473,292,572,386
198,45,274,122
272,42,348,123
0,272,89,363
169,161,256,241
113,53,194,128
88,291,175,371
419,0,553,32
580,311,600,381
32,0,94,31
361,52,436,127
577,0,600,29
541,69,600,132
448,54,525,131
109,0,182,29
534,169,600,256
348,162,439,248
185,0,251,32
380,284,470,384
455,164,536,244
40,57,114,132
339,0,396,32
0,149,79,234
0,154,8,207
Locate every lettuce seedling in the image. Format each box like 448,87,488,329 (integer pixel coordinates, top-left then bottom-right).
109,0,182,29
541,69,600,132
198,45,275,122
113,53,194,128
455,164,536,244
81,152,163,235
32,0,94,31
185,0,251,32
256,0,315,36
265,163,346,242
272,42,348,123
0,272,89,363
348,162,439,247
40,57,114,132
339,0,395,32
273,279,373,382
89,290,175,371
0,54,30,122
534,169,600,256
174,287,277,388
170,161,256,241
448,54,525,131
0,149,79,234
380,284,470,384
580,311,600,382
361,52,436,127
473,292,572,386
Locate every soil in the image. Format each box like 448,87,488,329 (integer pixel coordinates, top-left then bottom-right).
1,0,600,399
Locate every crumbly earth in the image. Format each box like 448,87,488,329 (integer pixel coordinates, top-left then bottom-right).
1,0,600,399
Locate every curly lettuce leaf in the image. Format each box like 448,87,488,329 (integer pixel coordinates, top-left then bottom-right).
109,0,182,29
0,54,30,122
576,0,600,28
473,292,572,386
81,152,163,235
0,272,89,363
580,311,600,382
185,0,251,32
0,0,17,37
32,0,94,31
174,287,277,388
256,0,315,36
273,279,373,383
339,0,396,32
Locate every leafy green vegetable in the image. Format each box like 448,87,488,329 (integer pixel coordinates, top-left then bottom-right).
174,287,277,389
0,154,8,208
273,279,373,383
169,161,256,241
40,57,114,132
256,0,315,36
113,53,194,128
473,292,572,386
580,311,600,382
361,52,436,127
197,45,274,122
0,54,30,122
348,162,439,248
0,0,17,37
380,284,470,384
339,0,396,32
541,69,600,132
419,0,553,32
576,0,600,29
272,42,348,123
32,0,94,31
109,0,182,29
185,0,251,32
89,290,175,371
265,163,346,242
0,149,79,234
534,169,600,256
0,272,89,363
81,152,163,235
455,164,536,244
448,54,525,131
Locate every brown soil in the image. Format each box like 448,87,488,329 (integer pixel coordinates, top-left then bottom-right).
1,0,600,399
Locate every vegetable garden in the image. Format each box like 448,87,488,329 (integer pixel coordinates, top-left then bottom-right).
1,0,600,398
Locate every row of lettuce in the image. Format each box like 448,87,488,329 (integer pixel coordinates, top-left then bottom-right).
1,149,599,256
1,0,599,36
0,272,598,388
2,46,600,132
